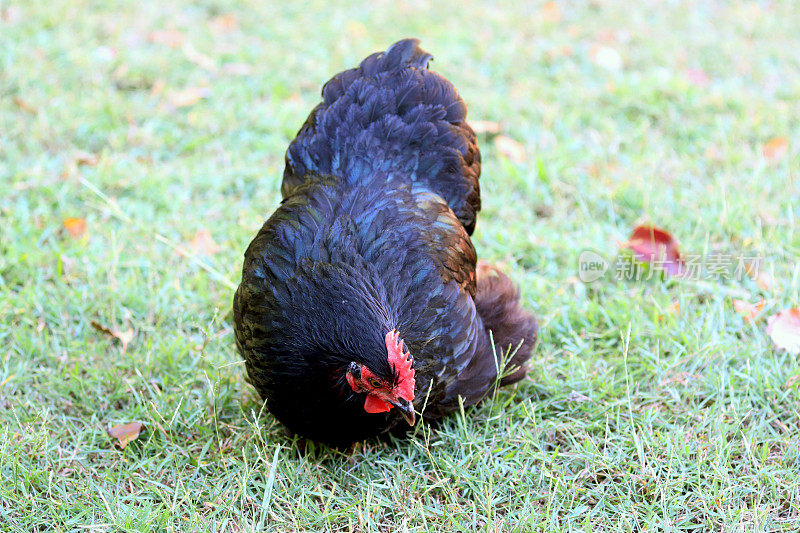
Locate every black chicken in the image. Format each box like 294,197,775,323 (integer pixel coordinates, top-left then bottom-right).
233,39,537,446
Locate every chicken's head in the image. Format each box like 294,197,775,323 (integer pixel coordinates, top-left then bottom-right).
346,330,416,425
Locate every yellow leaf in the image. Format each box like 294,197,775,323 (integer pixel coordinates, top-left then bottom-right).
108,421,143,449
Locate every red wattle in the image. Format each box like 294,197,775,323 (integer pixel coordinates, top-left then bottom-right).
364,395,392,413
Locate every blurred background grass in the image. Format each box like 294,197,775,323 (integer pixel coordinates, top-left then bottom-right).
2,0,800,530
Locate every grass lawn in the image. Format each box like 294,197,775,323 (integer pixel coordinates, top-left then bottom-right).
2,0,800,530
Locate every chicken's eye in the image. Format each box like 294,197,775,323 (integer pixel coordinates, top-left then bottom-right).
367,378,383,389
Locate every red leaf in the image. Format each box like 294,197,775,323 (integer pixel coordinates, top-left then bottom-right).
767,309,800,355
107,421,143,449
624,225,684,276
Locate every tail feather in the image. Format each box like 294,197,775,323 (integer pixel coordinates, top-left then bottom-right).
283,38,482,235
474,263,538,386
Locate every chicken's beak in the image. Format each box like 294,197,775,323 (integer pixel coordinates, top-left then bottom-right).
391,397,416,426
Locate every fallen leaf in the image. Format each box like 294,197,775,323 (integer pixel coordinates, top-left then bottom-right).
754,271,773,292
150,78,166,96
63,217,87,238
13,97,37,114
209,13,238,33
590,44,623,71
494,135,526,163
149,29,184,48
762,137,788,161
733,299,765,322
188,229,220,256
685,68,710,87
346,20,367,38
1,6,22,23
107,421,143,449
182,43,217,72
566,390,591,403
624,225,684,276
74,151,99,167
470,120,501,135
168,87,210,108
766,309,800,355
540,1,562,23
91,321,135,352
221,62,252,76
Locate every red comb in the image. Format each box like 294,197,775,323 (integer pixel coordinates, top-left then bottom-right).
385,330,415,402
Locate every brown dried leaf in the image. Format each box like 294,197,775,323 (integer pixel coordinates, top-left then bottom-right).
494,135,526,163
63,217,87,238
107,421,143,449
470,120,501,135
762,137,788,161
733,299,765,323
188,229,220,256
13,97,37,114
624,225,684,276
169,87,210,108
91,321,135,352
149,29,185,48
767,309,800,355
74,151,99,167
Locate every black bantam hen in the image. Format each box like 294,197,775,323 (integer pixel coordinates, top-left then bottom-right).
233,39,537,446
